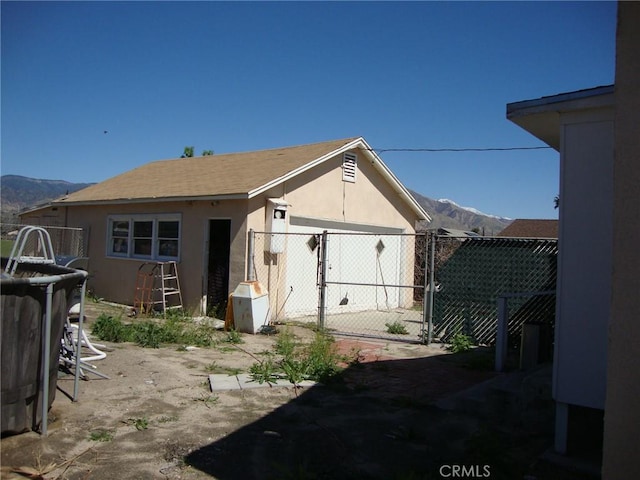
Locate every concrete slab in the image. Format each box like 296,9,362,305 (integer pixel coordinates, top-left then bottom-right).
297,380,317,388
209,373,318,391
284,309,427,344
236,373,271,389
209,374,240,391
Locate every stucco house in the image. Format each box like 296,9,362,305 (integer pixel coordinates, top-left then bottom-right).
21,137,430,317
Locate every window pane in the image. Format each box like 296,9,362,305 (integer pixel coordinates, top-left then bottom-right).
158,239,179,257
112,221,129,237
158,221,179,238
134,239,152,256
112,238,128,254
133,221,153,237
108,216,180,259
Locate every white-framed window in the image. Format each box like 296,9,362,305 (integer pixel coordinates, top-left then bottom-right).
342,152,357,183
107,214,181,260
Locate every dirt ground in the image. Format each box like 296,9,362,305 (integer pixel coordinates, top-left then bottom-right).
1,302,581,480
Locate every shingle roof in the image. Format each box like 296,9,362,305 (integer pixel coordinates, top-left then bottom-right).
497,219,558,239
52,137,430,221
58,138,360,204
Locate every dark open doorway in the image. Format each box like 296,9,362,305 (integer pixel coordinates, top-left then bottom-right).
207,219,231,318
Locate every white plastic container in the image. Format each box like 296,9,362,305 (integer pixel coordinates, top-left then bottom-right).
232,281,270,334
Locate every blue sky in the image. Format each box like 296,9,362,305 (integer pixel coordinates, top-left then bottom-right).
1,1,616,219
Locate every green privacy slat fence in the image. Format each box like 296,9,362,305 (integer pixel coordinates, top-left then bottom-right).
431,236,557,346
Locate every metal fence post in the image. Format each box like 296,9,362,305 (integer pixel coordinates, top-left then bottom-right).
495,295,509,372
427,233,437,345
317,230,328,329
247,229,255,281
41,282,54,436
421,232,429,343
73,278,87,402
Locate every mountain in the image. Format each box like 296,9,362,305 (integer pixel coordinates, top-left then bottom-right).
0,175,511,236
409,189,512,235
1,175,94,224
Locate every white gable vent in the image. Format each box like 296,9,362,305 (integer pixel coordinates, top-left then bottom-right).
342,152,357,183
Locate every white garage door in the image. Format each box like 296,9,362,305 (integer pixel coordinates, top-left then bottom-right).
284,220,403,318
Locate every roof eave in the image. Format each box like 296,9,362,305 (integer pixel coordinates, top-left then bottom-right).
362,141,432,222
248,137,365,198
506,85,615,151
51,193,249,207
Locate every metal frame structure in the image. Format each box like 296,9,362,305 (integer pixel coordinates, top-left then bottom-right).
2,227,88,435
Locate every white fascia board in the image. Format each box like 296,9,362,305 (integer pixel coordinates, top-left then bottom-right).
507,88,615,151
248,137,364,199
507,85,614,118
248,137,431,222
361,140,432,222
52,194,248,208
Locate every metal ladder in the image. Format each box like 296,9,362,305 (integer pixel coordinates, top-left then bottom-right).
133,261,183,315
158,261,183,313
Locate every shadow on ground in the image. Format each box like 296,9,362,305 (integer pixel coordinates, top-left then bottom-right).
185,348,562,480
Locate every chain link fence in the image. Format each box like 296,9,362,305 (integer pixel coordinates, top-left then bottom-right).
249,230,557,348
250,231,323,323
1,223,86,259
250,230,427,343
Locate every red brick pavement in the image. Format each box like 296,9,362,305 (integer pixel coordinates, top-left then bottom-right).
334,338,497,402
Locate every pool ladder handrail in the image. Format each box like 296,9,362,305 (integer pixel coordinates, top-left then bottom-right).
6,226,56,275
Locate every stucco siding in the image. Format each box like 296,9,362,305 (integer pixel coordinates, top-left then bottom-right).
275,148,416,232
180,200,248,312
603,2,640,477
22,200,249,312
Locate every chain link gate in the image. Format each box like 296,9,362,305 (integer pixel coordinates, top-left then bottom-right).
317,231,428,343
249,230,429,344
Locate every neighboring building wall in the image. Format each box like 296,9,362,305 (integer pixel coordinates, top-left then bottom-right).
553,105,614,455
553,109,614,411
602,2,640,478
508,86,616,457
19,207,67,227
